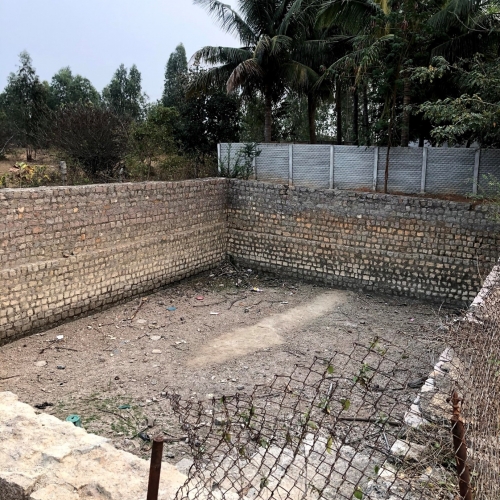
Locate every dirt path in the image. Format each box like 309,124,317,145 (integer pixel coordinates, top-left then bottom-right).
189,291,345,367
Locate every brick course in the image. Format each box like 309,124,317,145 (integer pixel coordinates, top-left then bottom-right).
1,178,499,344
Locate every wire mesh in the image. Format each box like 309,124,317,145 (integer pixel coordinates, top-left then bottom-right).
162,264,500,500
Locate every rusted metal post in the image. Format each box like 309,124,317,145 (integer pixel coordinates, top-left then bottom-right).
146,436,164,500
451,391,472,500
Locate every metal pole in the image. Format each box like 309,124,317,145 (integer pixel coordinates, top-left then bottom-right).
451,391,472,500
289,144,293,187
146,436,164,500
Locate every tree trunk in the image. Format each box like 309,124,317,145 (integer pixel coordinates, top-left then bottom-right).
335,78,342,145
384,83,398,193
307,93,317,144
363,84,370,146
401,74,411,147
264,88,272,143
353,86,359,146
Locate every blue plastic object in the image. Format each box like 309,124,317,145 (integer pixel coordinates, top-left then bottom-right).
66,414,82,427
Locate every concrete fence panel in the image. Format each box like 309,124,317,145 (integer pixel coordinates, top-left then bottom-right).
220,143,500,196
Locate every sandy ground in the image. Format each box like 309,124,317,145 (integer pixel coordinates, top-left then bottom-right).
0,263,455,462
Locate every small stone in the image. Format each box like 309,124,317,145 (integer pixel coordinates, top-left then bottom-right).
176,458,194,475
147,417,155,428
57,365,66,370
166,451,175,458
151,379,157,385
152,349,162,354
150,335,161,341
237,385,245,391
390,439,426,461
136,319,147,324
35,360,47,367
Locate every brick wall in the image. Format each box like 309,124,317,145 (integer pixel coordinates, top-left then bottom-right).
227,180,500,306
0,179,227,345
2,178,499,344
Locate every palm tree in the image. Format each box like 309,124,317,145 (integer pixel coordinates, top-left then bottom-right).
317,0,439,191
289,12,347,143
192,0,316,142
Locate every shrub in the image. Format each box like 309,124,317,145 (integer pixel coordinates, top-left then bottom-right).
52,104,129,181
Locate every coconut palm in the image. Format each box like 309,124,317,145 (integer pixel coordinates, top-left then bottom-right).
191,0,317,142
289,14,348,143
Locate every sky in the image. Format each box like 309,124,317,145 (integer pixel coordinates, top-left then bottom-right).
0,0,239,101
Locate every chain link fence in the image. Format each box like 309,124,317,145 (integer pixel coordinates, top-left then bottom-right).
156,262,500,500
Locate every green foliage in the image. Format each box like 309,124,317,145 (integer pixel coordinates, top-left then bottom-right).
1,162,54,188
1,51,50,159
416,56,500,147
354,363,372,388
353,486,363,499
102,64,147,120
128,104,178,176
49,67,100,109
340,398,351,411
219,142,260,179
163,44,188,108
192,0,317,141
175,68,241,174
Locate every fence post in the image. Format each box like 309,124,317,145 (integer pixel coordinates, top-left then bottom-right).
59,161,67,186
253,150,257,180
289,144,293,187
451,391,472,500
372,147,379,192
329,145,334,189
473,149,481,195
421,147,428,194
217,144,221,176
146,436,164,500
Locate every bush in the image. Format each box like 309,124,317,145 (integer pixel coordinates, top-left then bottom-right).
52,104,129,181
219,143,261,179
0,162,56,188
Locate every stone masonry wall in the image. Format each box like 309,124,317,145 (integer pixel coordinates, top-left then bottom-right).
0,179,227,345
227,180,500,306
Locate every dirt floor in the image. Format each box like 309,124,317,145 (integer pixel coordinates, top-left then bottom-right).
0,263,456,463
